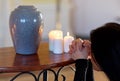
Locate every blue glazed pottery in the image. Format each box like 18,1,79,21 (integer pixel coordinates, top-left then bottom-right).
9,6,43,55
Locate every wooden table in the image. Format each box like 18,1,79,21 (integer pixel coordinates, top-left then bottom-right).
0,42,75,81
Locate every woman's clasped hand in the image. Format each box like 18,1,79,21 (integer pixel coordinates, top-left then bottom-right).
69,38,91,60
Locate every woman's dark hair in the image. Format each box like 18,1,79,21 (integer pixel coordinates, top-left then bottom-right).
90,22,120,81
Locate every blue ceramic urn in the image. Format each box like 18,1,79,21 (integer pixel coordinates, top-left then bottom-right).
9,6,43,55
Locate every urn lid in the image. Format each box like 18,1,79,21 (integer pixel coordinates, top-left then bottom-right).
16,5,36,11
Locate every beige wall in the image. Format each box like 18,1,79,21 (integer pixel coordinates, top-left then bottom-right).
21,0,56,4
0,0,72,47
9,0,56,11
72,0,120,37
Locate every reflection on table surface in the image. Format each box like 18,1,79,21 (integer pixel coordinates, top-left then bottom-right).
0,42,74,73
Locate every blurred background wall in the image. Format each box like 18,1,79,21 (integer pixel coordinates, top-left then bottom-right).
1,0,120,47
71,0,120,38
0,0,72,47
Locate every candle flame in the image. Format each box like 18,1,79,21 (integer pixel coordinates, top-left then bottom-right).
67,32,69,36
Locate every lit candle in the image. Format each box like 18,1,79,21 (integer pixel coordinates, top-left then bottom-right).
48,30,56,51
48,30,63,54
64,32,74,53
53,30,63,54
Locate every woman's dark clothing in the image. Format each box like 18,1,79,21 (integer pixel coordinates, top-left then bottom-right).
74,59,94,81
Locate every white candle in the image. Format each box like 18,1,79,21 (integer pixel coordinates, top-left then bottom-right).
53,30,63,54
48,30,63,53
64,32,74,53
48,30,55,51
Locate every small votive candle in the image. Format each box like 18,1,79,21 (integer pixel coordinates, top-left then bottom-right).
64,32,74,53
